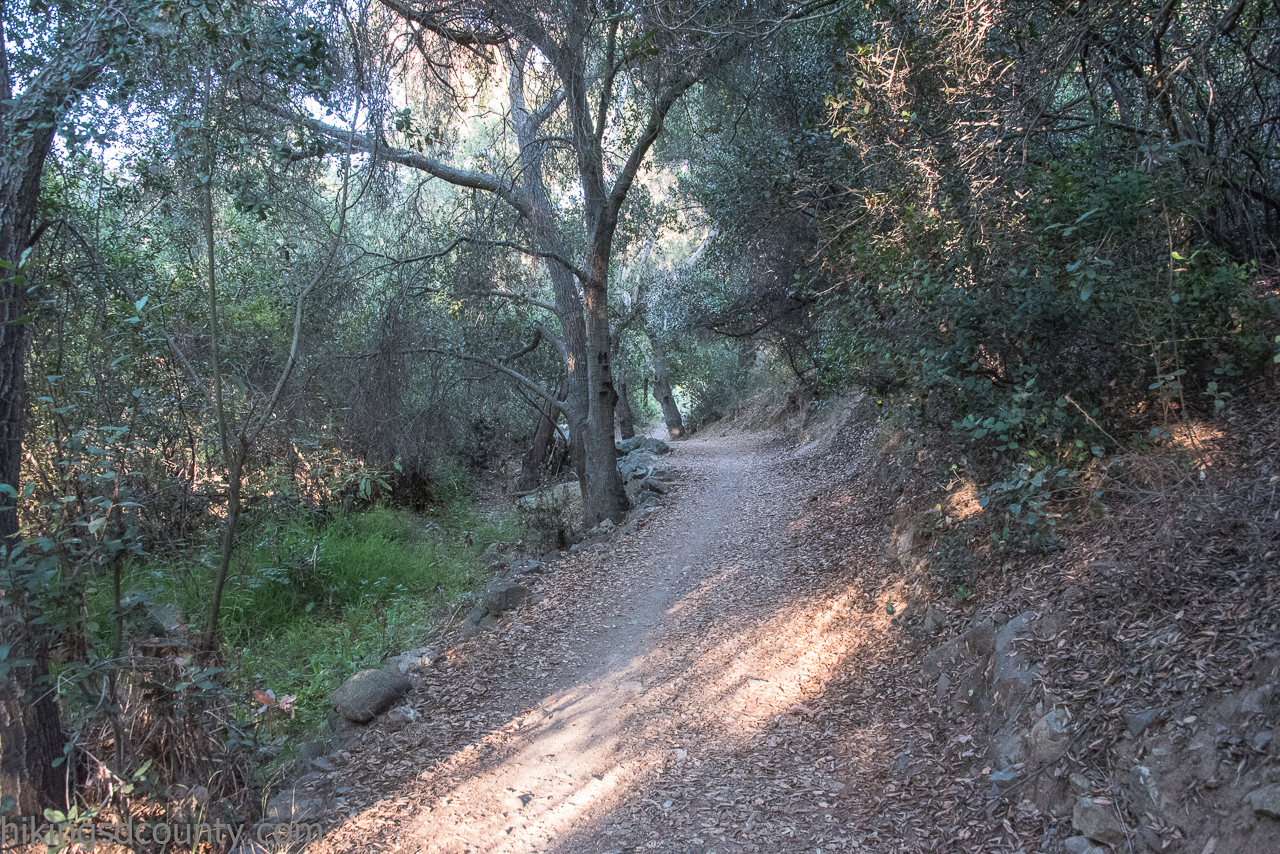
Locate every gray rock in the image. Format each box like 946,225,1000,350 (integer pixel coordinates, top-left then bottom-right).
988,770,1019,791
616,436,670,455
388,645,439,674
992,611,1038,713
1125,707,1166,738
585,518,615,538
920,619,996,682
310,756,337,773
1253,731,1273,752
385,705,420,727
483,578,529,614
1242,685,1274,715
1062,835,1107,854
1246,783,1280,819
643,478,670,494
1128,765,1158,809
1069,773,1092,795
297,741,327,766
1072,797,1125,846
330,669,412,723
922,606,947,633
1028,708,1071,763
265,788,325,822
991,724,1026,771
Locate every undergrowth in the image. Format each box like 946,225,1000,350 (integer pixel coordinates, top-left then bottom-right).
86,503,516,739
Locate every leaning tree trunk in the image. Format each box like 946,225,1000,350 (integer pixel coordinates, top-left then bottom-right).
649,342,685,440
517,384,566,491
616,380,636,441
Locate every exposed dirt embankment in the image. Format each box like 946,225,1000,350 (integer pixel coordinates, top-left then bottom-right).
275,392,1276,854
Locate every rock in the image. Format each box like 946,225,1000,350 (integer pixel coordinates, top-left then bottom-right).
585,518,615,538
1069,773,1092,795
385,705,420,727
1242,685,1274,715
1062,835,1107,854
483,578,529,614
988,770,1019,792
1029,709,1071,763
643,478,670,494
923,606,947,633
265,788,325,822
1246,783,1280,819
991,724,1026,771
992,611,1038,713
310,755,337,772
920,619,996,681
388,645,439,674
296,741,327,766
1129,765,1158,809
1125,707,1166,738
1253,731,1273,752
616,436,669,455
1072,797,1125,846
330,669,412,723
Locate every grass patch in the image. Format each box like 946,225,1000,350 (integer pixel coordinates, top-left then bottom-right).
89,501,516,738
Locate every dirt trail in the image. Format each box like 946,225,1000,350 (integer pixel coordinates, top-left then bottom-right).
312,424,904,854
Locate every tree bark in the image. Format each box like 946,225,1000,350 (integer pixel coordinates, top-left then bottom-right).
649,341,685,439
616,380,636,440
517,384,566,491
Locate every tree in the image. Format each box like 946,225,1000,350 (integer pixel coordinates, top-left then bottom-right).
263,0,830,525
0,0,154,815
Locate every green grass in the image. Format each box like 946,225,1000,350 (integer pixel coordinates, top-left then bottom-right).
87,501,517,737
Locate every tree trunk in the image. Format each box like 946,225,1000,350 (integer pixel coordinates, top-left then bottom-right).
616,380,636,440
580,275,629,526
649,341,685,439
517,384,565,491
0,58,68,824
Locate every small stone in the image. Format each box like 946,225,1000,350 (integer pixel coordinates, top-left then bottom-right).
619,680,643,693
896,752,910,771
1129,765,1158,808
1029,708,1070,762
1062,835,1107,854
988,770,1018,790
1242,685,1273,714
1072,797,1125,846
643,478,670,494
385,705,421,726
1253,731,1273,752
1125,707,1165,738
1246,783,1280,819
265,788,325,822
310,756,337,773
923,606,947,633
1069,773,1092,795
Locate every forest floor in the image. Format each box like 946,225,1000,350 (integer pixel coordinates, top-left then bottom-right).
302,412,921,854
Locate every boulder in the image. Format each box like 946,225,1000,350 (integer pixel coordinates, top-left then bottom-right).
1246,783,1280,819
1028,708,1071,763
1072,797,1125,846
483,578,529,614
330,669,412,724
